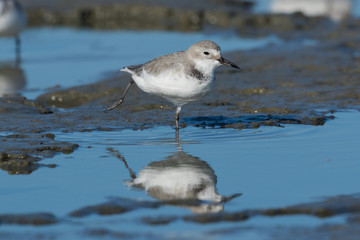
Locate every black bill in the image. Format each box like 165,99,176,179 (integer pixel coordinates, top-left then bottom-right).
218,57,240,69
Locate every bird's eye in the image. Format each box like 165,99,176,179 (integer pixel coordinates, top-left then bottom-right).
203,51,209,55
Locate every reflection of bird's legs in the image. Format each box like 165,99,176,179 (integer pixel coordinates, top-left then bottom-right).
105,79,134,111
174,125,183,152
15,36,21,66
107,148,136,179
175,106,181,130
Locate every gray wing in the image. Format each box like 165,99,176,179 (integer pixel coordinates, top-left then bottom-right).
123,51,186,77
142,51,186,76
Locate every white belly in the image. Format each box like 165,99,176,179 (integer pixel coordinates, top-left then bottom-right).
0,7,26,36
132,69,214,106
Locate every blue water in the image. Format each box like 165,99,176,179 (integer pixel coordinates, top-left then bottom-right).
0,111,359,239
0,28,281,99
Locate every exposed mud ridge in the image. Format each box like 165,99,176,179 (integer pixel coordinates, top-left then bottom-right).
140,194,360,225
3,194,360,224
68,194,360,224
19,0,331,33
69,197,161,217
0,213,57,226
0,132,78,174
2,193,360,240
0,96,52,114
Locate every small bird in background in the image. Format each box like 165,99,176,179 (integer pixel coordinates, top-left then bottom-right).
106,40,240,130
0,0,27,63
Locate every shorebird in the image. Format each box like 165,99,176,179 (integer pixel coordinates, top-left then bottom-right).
0,0,27,62
106,40,240,130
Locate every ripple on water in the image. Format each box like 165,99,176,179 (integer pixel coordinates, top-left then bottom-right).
55,122,318,148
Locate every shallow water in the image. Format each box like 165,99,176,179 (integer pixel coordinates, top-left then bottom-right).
0,111,359,239
0,27,281,99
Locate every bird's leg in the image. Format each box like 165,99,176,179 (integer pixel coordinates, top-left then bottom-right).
15,36,21,66
105,79,134,111
175,106,181,130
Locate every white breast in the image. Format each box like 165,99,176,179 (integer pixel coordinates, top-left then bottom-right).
0,1,26,36
132,68,214,106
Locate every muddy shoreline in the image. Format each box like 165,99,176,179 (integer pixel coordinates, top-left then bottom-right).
1,193,360,240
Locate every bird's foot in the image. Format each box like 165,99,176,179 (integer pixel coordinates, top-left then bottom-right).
104,99,123,112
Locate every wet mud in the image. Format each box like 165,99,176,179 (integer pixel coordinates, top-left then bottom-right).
182,194,360,224
2,194,360,240
79,194,360,240
0,213,57,226
0,131,78,174
69,197,161,217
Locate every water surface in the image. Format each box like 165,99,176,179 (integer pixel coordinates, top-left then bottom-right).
0,111,359,239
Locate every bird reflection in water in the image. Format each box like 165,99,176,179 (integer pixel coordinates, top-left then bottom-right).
0,0,27,64
0,62,26,97
108,135,241,214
